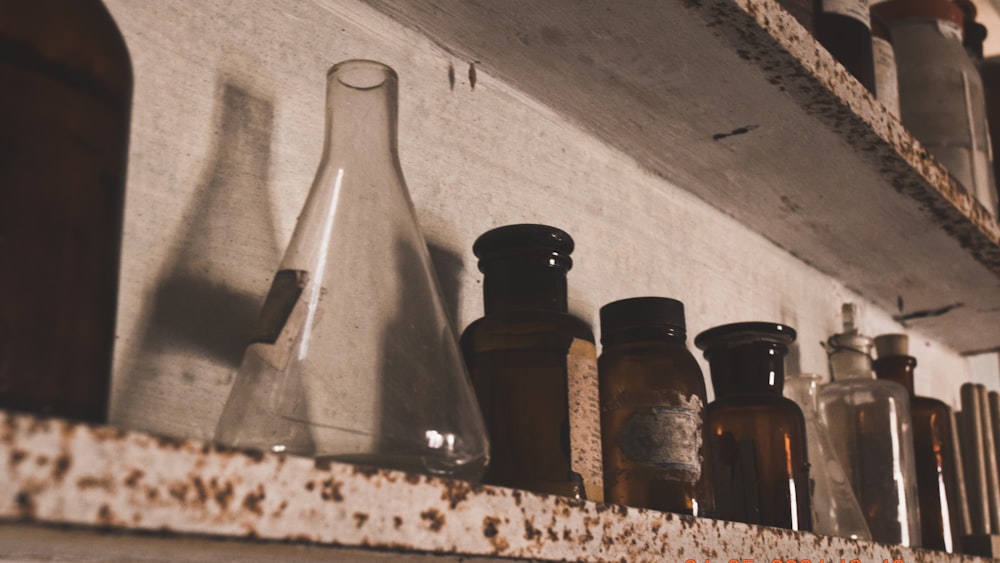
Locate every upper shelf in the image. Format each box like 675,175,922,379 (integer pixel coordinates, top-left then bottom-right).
363,0,1000,354
0,409,992,561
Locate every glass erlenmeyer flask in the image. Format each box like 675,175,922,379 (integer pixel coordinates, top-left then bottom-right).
785,372,873,540
214,60,489,481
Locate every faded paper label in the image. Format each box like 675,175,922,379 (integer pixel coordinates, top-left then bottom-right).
872,36,900,118
618,394,703,483
567,338,604,502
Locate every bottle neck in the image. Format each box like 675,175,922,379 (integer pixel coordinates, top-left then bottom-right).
481,261,568,314
706,342,787,398
872,355,917,395
828,347,875,381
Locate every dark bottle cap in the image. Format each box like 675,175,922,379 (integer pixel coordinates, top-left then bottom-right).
694,322,796,352
600,297,686,335
472,224,574,272
871,0,963,27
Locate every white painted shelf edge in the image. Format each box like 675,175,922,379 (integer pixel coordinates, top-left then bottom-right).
0,411,992,562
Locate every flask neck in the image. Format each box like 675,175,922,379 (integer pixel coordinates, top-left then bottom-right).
872,355,917,395
322,61,398,168
481,261,568,314
705,342,788,398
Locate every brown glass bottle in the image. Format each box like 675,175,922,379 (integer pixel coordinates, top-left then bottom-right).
599,297,713,516
815,0,877,93
461,225,601,500
696,322,812,531
873,334,962,552
0,0,132,423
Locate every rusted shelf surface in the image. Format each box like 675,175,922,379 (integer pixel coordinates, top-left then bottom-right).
0,410,993,562
363,0,1000,354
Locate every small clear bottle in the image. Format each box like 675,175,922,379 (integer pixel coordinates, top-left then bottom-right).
696,322,812,531
819,304,921,546
785,372,873,540
873,334,962,552
598,297,713,516
461,225,602,500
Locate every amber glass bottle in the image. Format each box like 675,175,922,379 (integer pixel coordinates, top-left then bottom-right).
0,0,132,423
598,297,712,516
814,0,877,92
461,225,602,500
696,322,812,531
873,334,962,552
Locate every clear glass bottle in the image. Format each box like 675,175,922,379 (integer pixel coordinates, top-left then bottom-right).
214,60,489,481
0,0,132,423
873,334,961,552
461,225,602,500
819,304,921,546
814,0,876,93
598,297,712,516
785,372,873,540
872,0,997,215
696,322,812,531
870,9,900,118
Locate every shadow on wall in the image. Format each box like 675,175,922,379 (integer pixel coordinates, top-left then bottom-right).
111,78,281,440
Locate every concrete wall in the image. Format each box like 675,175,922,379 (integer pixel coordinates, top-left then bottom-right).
103,0,999,442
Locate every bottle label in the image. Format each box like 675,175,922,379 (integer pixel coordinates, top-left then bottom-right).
820,0,871,29
872,36,900,118
618,395,703,482
567,338,604,502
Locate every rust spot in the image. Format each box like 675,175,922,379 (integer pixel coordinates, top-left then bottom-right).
124,469,144,488
8,448,27,467
547,527,559,541
393,516,403,529
214,481,234,509
97,504,116,526
15,490,34,518
352,464,379,478
353,512,369,528
35,455,48,466
192,476,208,504
482,515,509,553
76,476,115,491
243,487,266,516
272,500,289,518
155,435,186,450
511,489,522,506
320,478,344,502
57,453,78,478
443,479,474,509
168,482,189,502
524,518,542,542
146,488,159,501
404,473,421,485
243,449,265,462
305,481,315,491
421,508,445,532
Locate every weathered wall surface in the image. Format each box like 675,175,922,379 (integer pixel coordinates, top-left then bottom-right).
103,0,997,441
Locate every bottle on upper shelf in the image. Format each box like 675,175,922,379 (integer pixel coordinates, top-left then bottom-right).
460,224,603,500
819,304,921,546
0,0,132,424
872,0,997,216
814,0,877,93
598,297,713,516
696,322,812,531
873,333,963,552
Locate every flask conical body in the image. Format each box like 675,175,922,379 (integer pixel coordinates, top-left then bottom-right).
785,373,872,540
214,60,489,481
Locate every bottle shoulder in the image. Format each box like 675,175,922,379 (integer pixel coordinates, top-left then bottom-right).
461,310,594,351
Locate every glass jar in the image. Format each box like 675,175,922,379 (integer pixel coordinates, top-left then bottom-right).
814,0,876,92
819,304,921,546
598,297,712,516
461,224,602,500
873,334,962,552
696,322,812,531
